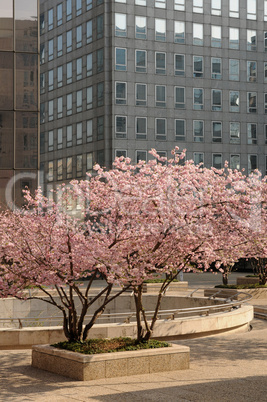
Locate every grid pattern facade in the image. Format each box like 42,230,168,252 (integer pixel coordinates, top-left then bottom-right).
0,0,39,208
40,0,267,193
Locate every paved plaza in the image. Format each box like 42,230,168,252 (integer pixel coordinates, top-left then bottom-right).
0,272,267,401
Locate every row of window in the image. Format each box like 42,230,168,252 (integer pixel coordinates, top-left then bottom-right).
115,49,267,78
115,15,261,51
116,0,265,22
40,0,103,33
115,149,259,173
40,16,103,63
45,152,93,183
116,83,267,114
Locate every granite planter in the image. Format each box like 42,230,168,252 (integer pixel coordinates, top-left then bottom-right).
32,343,190,381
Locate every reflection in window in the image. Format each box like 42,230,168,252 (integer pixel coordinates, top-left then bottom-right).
211,58,221,79
57,97,63,119
0,112,14,168
97,82,104,107
57,3,63,26
135,83,147,106
48,39,53,61
229,91,239,112
230,155,240,170
212,89,222,111
213,154,222,169
77,122,82,145
135,16,146,39
87,119,92,142
86,153,92,173
155,85,166,107
76,58,82,80
248,155,257,173
76,25,82,48
155,19,166,41
87,53,93,76
57,65,63,87
135,50,146,72
57,35,63,57
67,93,72,116
229,28,239,49
193,23,203,46
247,0,256,20
97,15,104,39
247,92,257,113
86,20,92,43
115,116,126,139
66,0,72,21
175,120,185,141
174,0,184,11
67,125,73,147
212,121,222,142
175,54,185,76
211,0,221,15
76,0,82,16
155,118,166,140
247,124,257,144
115,48,126,71
115,82,127,105
211,26,221,47
67,30,72,52
193,56,203,77
174,22,185,44
76,90,82,113
136,150,147,163
230,122,240,144
247,61,257,82
115,14,126,37
193,120,204,142
15,0,38,53
193,88,203,110
87,86,92,109
193,0,203,13
67,157,72,179
67,61,72,84
194,153,204,165
0,52,13,109
229,0,239,17
155,52,166,74
97,48,104,72
175,87,185,109
247,30,256,51
229,59,239,81
48,8,53,31
136,117,147,139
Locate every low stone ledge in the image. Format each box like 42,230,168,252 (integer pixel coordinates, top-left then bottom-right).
236,277,259,285
146,282,188,293
32,343,190,381
204,288,267,300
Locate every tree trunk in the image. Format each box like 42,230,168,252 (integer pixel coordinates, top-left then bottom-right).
133,285,144,342
222,272,228,285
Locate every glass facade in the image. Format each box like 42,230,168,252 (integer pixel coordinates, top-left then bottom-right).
0,0,39,208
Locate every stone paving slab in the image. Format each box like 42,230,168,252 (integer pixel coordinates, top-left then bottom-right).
0,318,267,401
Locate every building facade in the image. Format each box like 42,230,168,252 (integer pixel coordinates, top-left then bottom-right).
40,0,267,194
0,0,39,208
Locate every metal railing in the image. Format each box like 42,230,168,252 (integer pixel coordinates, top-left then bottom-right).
0,288,253,329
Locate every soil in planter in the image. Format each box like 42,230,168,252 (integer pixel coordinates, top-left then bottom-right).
52,337,170,355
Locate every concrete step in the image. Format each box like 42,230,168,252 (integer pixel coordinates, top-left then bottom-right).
254,305,267,320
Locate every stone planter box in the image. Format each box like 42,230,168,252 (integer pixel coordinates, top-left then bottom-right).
32,343,190,381
204,288,267,300
146,282,188,293
236,277,259,285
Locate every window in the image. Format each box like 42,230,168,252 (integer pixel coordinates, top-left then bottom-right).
211,26,221,47
212,89,222,111
116,0,126,2
193,0,203,13
115,150,127,158
87,86,93,109
155,52,166,74
115,13,127,37
40,13,45,35
67,125,73,147
174,87,185,109
87,53,93,76
57,3,63,26
229,0,239,18
155,118,166,140
264,62,267,82
230,91,239,112
136,151,147,163
76,155,83,178
193,56,203,77
194,153,204,165
156,0,166,8
76,90,82,113
155,85,166,107
135,50,147,72
115,116,127,139
76,25,82,48
135,0,146,5
115,48,126,71
86,20,92,43
87,119,93,142
76,122,83,145
66,0,72,21
67,62,72,84
86,153,92,173
76,0,82,16
193,120,204,142
40,73,45,94
175,120,185,141
211,0,221,15
193,23,203,46
247,0,256,20
212,154,222,169
67,93,73,116
155,19,166,41
48,70,53,91
48,100,54,121
40,103,45,124
230,155,240,170
212,121,222,143
97,48,104,72
247,61,257,82
57,35,63,57
97,82,104,107
97,15,104,39
57,128,63,149
265,2,267,21
247,30,256,51
136,117,147,139
174,22,185,44
135,16,146,39
193,88,203,110
248,155,257,173
48,131,53,151
76,58,82,81
48,39,53,61
230,122,240,144
87,0,93,10
265,93,267,113
174,0,185,11
136,83,147,106
211,58,221,79
48,162,53,182
57,159,63,181
115,82,126,105
57,66,63,88
229,28,239,49
97,150,104,167
57,97,63,118
247,92,257,113
67,157,73,179
40,44,45,64
48,8,53,30
67,30,72,52
229,59,239,81
175,54,185,76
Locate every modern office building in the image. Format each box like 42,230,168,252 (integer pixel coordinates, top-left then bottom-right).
39,0,267,195
0,0,39,208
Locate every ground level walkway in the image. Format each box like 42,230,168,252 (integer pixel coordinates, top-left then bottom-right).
0,317,266,401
